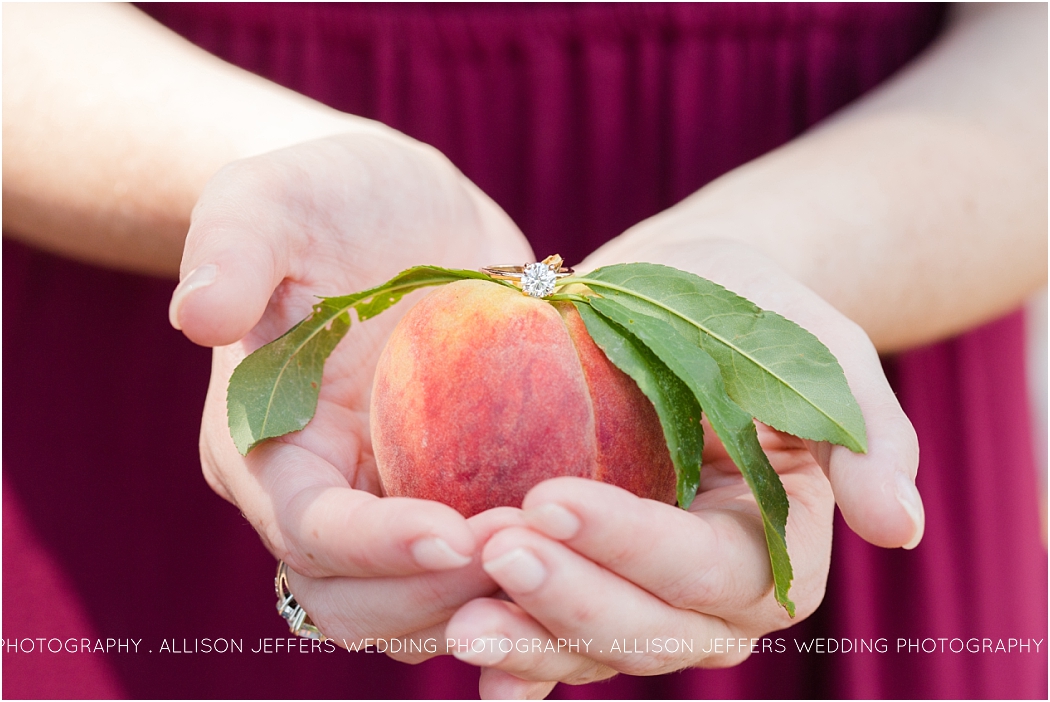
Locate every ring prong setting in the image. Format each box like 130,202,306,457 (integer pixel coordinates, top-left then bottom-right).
521,261,559,297
480,254,573,299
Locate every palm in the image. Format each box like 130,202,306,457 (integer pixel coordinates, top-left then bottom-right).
191,131,532,580
689,420,834,629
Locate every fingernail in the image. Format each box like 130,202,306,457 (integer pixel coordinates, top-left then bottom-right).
411,536,472,570
169,264,217,330
523,503,580,540
483,547,546,593
895,472,925,550
450,635,510,666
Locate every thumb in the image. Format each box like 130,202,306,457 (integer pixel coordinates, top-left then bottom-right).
168,197,287,348
820,342,925,550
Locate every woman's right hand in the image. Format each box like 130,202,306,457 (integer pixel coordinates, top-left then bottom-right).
170,125,535,645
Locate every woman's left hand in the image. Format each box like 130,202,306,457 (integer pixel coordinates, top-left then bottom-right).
447,436,831,698
438,238,922,699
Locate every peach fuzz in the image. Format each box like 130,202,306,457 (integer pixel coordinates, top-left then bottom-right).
370,278,676,517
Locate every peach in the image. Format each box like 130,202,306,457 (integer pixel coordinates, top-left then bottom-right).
370,279,677,517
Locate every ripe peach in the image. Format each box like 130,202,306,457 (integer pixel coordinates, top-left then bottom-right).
370,279,677,517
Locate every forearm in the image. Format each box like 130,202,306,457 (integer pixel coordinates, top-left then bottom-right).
587,3,1047,352
2,4,371,278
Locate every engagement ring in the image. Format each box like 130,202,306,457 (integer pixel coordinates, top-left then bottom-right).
482,254,574,298
275,560,326,640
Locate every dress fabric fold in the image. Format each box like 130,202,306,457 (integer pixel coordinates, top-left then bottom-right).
2,3,1045,699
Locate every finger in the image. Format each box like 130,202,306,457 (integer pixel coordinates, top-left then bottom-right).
169,158,296,346
286,508,524,645
768,282,923,549
478,527,740,675
287,562,487,644
478,669,557,701
379,508,529,665
232,440,478,577
382,621,448,665
447,598,616,684
518,478,798,626
806,321,924,549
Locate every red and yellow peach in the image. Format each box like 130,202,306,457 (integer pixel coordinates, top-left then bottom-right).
370,279,676,517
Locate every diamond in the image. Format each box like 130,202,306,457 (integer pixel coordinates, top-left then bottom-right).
521,262,558,298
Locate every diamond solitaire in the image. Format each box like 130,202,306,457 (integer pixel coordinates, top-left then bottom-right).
521,261,559,297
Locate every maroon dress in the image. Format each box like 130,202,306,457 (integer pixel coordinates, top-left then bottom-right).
4,4,1046,699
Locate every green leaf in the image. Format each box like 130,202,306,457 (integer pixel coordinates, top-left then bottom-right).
589,297,795,616
566,264,867,453
574,302,703,509
227,266,501,455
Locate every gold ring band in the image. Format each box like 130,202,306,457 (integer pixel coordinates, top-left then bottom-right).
480,264,575,280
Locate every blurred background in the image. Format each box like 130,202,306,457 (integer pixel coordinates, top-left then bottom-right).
4,3,1046,699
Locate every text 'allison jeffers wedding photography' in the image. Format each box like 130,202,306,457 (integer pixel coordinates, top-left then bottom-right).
3,636,1044,656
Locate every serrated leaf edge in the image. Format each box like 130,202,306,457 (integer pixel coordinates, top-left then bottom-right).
567,274,865,453
586,296,795,615
228,267,500,455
